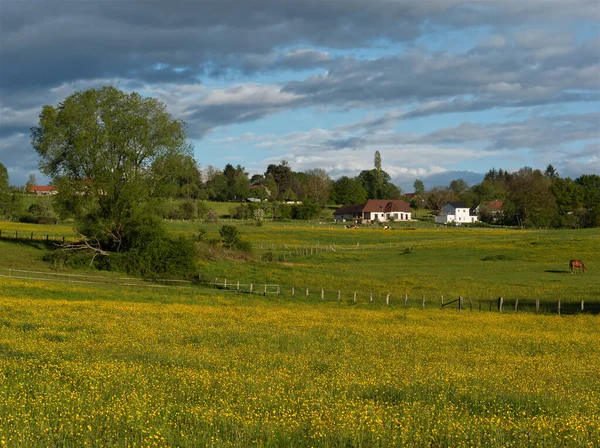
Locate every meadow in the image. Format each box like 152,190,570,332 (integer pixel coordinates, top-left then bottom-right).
1,218,599,446
1,219,599,306
0,277,598,447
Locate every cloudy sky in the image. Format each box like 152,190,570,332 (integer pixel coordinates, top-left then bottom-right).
1,0,599,190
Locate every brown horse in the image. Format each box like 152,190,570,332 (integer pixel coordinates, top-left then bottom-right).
570,259,586,274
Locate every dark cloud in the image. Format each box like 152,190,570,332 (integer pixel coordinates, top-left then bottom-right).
1,0,598,183
2,0,597,92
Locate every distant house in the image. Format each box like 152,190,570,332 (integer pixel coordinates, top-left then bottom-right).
476,200,504,214
334,199,412,222
27,185,57,196
435,202,478,224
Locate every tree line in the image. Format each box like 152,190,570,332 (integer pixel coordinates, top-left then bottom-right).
411,167,599,229
0,86,598,279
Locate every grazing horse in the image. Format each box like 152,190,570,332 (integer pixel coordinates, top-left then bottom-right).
570,259,586,274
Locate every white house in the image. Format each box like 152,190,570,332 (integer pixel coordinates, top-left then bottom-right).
334,199,412,222
435,202,478,224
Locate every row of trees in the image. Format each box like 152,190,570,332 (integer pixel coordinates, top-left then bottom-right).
412,167,600,228
153,150,402,207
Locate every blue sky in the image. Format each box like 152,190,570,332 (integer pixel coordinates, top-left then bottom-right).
0,0,598,191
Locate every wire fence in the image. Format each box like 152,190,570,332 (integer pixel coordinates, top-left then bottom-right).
2,268,598,315
202,276,598,315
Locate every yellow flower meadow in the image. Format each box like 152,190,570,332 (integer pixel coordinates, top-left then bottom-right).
0,277,598,447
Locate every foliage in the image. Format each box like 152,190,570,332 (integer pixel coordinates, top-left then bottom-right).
31,86,192,252
303,168,332,206
331,176,368,205
219,225,241,249
205,210,219,222
253,208,265,226
413,178,425,195
0,163,23,220
19,201,58,224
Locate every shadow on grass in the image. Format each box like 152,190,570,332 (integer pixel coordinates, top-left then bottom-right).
0,237,58,250
544,270,570,274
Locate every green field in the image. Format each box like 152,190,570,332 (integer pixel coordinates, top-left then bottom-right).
1,220,599,305
0,220,599,446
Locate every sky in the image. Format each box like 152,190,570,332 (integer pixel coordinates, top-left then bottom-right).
0,0,599,191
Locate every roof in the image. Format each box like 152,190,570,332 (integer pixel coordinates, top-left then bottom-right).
28,185,57,192
484,200,504,211
447,201,469,209
334,199,411,215
334,203,367,215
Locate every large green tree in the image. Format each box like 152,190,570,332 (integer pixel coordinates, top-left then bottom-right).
303,168,332,206
332,176,368,205
31,86,193,252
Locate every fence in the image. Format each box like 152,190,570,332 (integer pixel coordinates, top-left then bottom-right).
2,267,597,315
0,229,77,244
204,277,599,315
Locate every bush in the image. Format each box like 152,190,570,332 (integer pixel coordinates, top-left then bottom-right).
205,210,218,222
179,200,198,220
235,240,253,253
19,202,58,224
219,225,240,249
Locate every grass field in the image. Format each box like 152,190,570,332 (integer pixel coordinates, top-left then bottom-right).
1,220,599,305
0,219,599,446
0,277,598,447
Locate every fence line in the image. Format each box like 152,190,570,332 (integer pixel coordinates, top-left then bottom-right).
1,268,597,315
204,277,597,315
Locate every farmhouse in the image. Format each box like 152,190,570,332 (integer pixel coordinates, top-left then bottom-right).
476,200,504,221
27,185,57,196
334,199,412,222
435,202,478,224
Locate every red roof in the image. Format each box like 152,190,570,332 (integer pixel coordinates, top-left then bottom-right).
335,199,411,215
485,200,504,211
28,185,57,192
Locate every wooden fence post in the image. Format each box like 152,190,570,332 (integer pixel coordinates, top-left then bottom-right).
386,294,390,306
514,297,519,312
321,288,324,301
369,292,373,303
498,297,503,312
337,290,341,302
405,294,408,307
557,299,561,315
458,296,463,311
264,284,267,295
237,281,239,291
306,288,309,298
224,278,227,289
277,285,280,296
250,284,253,294
353,292,357,303
536,298,540,313
581,299,584,312
421,294,425,309
440,296,444,308
292,287,295,298
30,232,33,241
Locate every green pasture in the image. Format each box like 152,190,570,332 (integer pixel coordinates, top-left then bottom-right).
1,219,598,305
181,222,599,305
